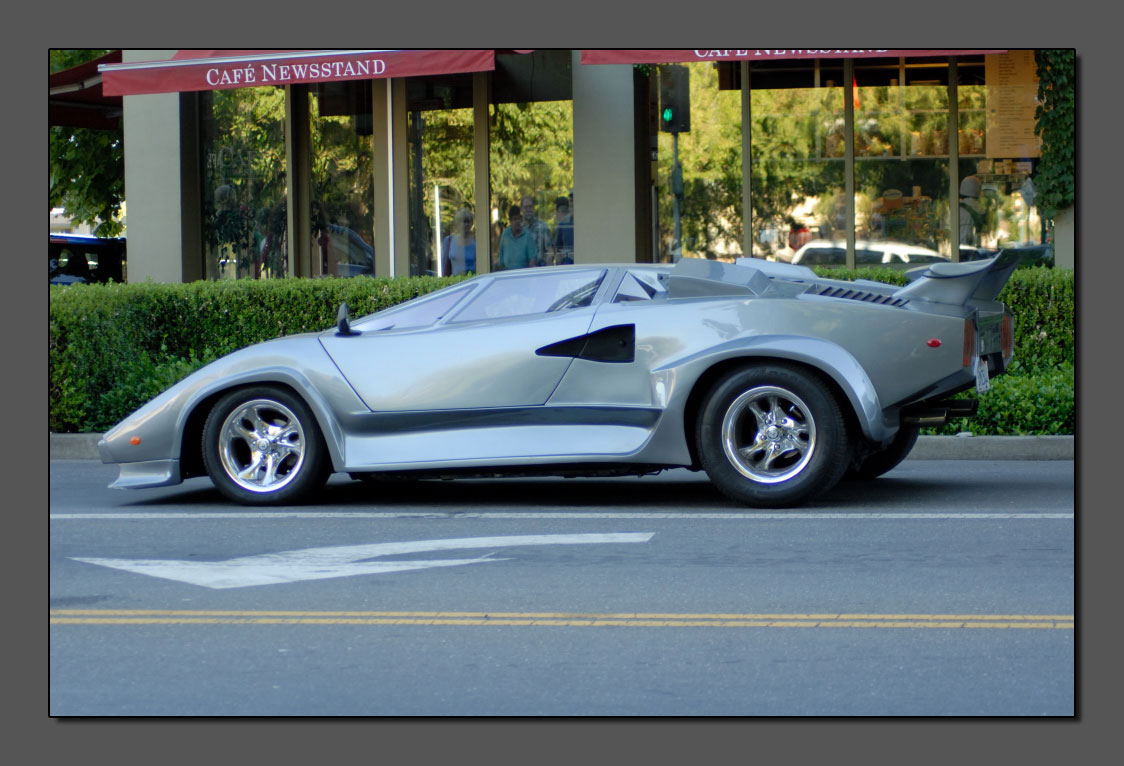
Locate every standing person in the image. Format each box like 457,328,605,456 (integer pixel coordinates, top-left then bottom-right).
442,208,477,276
497,205,537,270
551,196,574,265
521,194,551,266
958,175,988,246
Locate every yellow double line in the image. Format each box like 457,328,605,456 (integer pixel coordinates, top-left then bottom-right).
50,609,1075,630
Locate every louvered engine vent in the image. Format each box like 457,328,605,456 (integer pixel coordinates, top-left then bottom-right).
811,284,908,307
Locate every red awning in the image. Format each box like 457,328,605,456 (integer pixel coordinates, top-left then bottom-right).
50,50,123,130
100,49,496,96
580,49,1007,65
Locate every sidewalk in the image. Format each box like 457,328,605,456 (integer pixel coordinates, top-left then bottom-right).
51,433,1074,461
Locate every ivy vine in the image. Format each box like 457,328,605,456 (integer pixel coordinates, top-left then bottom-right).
1033,50,1075,222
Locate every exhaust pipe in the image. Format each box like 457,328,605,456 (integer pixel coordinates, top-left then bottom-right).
902,398,978,427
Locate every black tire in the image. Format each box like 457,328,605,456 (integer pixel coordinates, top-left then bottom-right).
202,386,331,505
696,364,850,508
846,425,919,481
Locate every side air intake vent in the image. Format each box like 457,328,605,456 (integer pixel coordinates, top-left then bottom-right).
811,284,908,307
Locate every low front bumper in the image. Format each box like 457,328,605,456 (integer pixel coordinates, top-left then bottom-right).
107,459,183,489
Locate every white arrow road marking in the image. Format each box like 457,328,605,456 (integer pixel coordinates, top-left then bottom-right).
71,533,655,590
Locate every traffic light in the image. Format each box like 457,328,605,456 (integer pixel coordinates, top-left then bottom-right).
659,65,690,133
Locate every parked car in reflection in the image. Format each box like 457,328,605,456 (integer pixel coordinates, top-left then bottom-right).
792,239,950,269
99,254,1022,508
324,224,374,277
960,244,1053,267
49,234,126,285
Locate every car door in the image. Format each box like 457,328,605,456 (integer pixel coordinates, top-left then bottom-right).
320,269,609,412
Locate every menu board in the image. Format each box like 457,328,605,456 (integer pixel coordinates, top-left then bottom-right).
986,51,1042,158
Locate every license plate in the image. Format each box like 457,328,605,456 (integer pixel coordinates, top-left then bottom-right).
975,356,991,393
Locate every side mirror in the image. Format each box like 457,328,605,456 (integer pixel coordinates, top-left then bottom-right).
336,302,359,336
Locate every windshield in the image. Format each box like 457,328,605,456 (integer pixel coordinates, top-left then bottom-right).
354,284,474,332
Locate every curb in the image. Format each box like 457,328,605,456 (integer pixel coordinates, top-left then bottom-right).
51,433,106,460
911,435,1073,461
51,433,1074,462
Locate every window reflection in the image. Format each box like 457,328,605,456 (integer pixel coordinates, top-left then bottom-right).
855,75,951,260
309,81,375,277
406,74,475,276
956,64,1043,256
656,62,742,262
749,83,844,264
200,87,288,280
491,50,575,270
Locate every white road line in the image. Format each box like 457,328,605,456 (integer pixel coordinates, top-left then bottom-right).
51,512,1074,520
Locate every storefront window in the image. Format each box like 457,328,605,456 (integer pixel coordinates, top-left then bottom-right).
749,82,845,265
656,62,742,262
490,51,575,270
957,55,1043,258
854,59,952,263
308,81,375,277
406,74,475,276
200,87,288,280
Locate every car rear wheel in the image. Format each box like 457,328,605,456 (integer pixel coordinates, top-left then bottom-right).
697,365,850,508
202,386,331,505
846,425,919,481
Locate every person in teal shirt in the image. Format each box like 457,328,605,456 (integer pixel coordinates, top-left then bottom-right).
497,205,538,270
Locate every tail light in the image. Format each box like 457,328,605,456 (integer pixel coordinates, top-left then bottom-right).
963,318,976,368
1001,314,1014,360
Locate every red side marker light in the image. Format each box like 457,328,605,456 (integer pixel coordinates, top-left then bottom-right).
927,338,941,348
130,436,141,446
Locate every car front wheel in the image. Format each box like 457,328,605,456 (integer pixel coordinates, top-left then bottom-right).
202,386,331,505
697,365,850,508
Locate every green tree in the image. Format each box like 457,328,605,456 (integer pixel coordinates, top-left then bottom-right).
49,49,125,237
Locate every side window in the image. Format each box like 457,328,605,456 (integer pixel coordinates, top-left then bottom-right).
613,271,667,303
60,248,90,276
358,285,473,332
453,270,606,323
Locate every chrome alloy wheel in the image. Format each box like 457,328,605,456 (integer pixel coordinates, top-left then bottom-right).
720,385,817,484
217,398,307,493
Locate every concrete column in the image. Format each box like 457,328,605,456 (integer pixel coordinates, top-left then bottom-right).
572,52,637,263
372,79,393,277
1054,207,1075,269
122,50,188,283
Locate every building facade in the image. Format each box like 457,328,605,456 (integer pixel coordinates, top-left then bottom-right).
101,49,1061,284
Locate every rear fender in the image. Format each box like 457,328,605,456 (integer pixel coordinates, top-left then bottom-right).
669,335,892,443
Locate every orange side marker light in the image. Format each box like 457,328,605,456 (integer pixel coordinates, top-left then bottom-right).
130,436,141,445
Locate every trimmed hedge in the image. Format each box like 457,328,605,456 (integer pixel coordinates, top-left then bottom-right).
49,267,1074,435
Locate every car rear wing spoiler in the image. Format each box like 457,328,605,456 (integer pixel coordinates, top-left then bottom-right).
892,249,1024,306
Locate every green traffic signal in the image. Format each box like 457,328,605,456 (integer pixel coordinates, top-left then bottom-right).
662,107,673,122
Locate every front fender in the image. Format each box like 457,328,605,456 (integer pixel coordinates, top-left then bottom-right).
99,337,368,472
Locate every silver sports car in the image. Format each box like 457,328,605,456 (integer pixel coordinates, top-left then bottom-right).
99,253,1020,507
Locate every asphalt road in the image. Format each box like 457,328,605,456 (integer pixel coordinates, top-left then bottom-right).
50,459,1074,716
